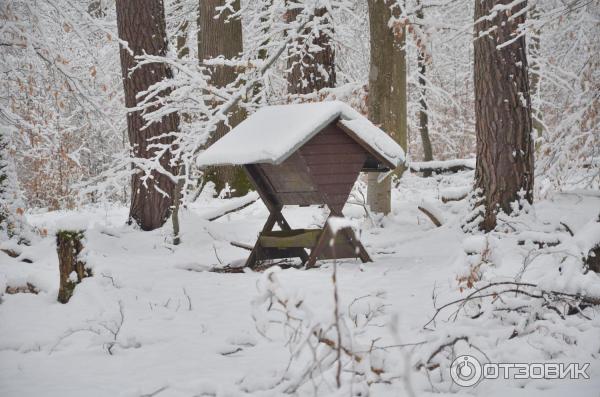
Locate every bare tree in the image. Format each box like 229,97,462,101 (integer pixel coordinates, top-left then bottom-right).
473,0,534,231
366,0,407,215
116,0,179,230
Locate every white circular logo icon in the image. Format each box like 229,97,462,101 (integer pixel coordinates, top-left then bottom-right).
450,355,483,387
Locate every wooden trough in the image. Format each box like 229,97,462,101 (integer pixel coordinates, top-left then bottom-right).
197,101,405,269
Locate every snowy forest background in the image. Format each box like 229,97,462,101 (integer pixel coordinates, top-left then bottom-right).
1,0,600,396
1,0,598,209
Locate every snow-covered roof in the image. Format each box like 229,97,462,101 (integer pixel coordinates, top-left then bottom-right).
196,101,405,169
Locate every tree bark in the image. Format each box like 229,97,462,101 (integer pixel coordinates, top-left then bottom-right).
198,0,250,197
416,3,433,176
286,5,336,95
116,0,179,230
528,5,544,143
366,0,407,215
584,214,600,274
57,230,90,303
474,0,534,231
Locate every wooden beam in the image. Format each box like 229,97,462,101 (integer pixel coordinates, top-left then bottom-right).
244,211,277,268
259,229,322,248
305,225,332,269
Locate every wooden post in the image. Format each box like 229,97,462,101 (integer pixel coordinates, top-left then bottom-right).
57,230,91,303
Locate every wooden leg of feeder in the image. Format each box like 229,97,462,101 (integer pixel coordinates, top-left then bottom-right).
244,165,310,267
340,227,371,263
328,208,372,263
305,227,331,269
245,212,277,269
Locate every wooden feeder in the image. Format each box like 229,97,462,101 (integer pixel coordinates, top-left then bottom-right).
197,101,405,268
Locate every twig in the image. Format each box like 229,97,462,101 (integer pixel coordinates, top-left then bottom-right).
560,221,574,236
230,241,253,251
182,287,192,311
208,197,259,221
418,206,442,227
424,281,600,330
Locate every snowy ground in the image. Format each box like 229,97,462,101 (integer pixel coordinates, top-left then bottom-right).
1,171,599,397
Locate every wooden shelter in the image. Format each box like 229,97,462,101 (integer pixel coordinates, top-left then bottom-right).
196,101,405,268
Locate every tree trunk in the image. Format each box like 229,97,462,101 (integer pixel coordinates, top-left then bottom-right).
416,3,433,176
198,0,250,197
529,5,544,143
286,5,336,95
366,0,407,215
57,230,90,303
584,214,600,274
116,0,179,231
474,0,534,231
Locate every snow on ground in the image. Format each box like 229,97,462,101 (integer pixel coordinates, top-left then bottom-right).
1,171,599,396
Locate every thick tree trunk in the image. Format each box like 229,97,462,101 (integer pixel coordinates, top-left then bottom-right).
198,0,250,197
366,0,407,215
474,0,534,231
286,6,336,95
416,4,433,176
116,0,179,230
529,5,544,143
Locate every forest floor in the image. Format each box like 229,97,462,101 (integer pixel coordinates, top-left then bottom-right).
1,170,599,397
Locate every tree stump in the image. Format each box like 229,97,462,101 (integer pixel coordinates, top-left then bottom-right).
57,230,91,303
583,214,600,274
586,246,600,274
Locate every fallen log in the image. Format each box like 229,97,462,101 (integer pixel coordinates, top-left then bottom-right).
439,186,471,203
418,199,444,227
409,158,475,175
200,191,260,222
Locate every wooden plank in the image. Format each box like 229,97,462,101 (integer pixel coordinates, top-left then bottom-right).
309,164,365,176
303,133,355,145
311,173,358,184
256,247,309,261
259,229,354,249
300,143,365,155
259,229,322,248
301,153,367,165
277,191,323,206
